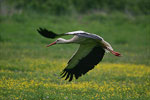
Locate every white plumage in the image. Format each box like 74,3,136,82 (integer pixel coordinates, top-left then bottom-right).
37,28,121,81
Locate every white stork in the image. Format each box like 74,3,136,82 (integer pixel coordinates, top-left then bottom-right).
37,28,121,81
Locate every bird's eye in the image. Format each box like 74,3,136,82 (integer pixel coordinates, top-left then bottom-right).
56,40,60,42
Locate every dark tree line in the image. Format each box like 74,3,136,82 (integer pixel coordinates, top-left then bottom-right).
1,0,150,15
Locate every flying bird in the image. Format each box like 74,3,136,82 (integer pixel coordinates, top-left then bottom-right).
37,28,121,81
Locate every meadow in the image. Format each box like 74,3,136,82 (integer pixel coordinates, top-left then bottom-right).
0,12,150,100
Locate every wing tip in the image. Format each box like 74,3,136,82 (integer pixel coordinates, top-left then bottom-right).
37,27,58,39
60,69,75,82
60,68,83,82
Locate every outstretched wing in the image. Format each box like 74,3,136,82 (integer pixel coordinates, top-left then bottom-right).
61,44,105,81
37,28,103,41
37,28,65,38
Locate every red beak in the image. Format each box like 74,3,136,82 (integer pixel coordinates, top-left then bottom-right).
46,41,56,47
105,47,122,57
111,51,122,57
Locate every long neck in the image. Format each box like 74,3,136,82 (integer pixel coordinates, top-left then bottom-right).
59,38,75,44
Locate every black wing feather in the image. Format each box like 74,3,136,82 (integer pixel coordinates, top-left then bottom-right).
69,74,73,82
37,28,58,38
61,46,105,81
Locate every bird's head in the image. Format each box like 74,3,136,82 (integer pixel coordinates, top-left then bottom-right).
46,38,66,47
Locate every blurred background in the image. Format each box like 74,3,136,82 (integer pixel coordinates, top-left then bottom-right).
0,0,149,64
0,0,149,15
0,0,150,99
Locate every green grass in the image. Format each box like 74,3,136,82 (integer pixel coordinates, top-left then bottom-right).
0,12,150,64
0,12,150,99
0,60,150,100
